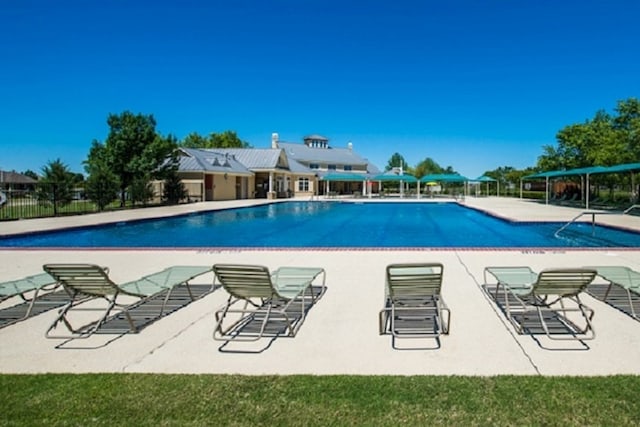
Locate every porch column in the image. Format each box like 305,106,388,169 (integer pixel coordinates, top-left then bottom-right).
269,172,274,193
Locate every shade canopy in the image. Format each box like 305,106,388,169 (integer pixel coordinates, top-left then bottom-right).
320,173,368,182
523,164,637,180
474,175,496,182
373,173,418,183
420,173,469,183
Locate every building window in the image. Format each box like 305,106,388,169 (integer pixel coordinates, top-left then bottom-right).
310,163,319,169
328,164,337,170
298,177,309,191
344,165,352,171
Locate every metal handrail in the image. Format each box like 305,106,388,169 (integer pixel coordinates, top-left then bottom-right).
554,210,620,238
623,204,640,215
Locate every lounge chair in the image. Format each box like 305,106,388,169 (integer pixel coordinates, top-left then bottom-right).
212,264,326,342
586,266,640,320
484,267,597,340
0,272,62,327
379,263,450,338
42,264,213,339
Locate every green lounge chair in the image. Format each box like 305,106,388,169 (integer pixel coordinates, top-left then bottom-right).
484,267,597,340
586,266,640,320
212,264,326,342
0,272,61,327
379,263,450,339
43,264,213,339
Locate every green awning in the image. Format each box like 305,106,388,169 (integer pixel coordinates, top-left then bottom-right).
320,173,368,182
373,173,418,183
420,174,469,183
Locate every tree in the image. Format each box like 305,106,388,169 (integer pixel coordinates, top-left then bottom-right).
180,130,251,149
129,175,155,206
163,167,187,204
84,141,120,211
22,170,39,180
37,159,75,215
85,111,178,207
413,157,445,178
385,152,407,172
613,97,640,162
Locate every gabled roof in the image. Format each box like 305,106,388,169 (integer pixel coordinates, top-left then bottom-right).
0,170,37,184
287,158,315,175
210,148,284,170
278,141,371,167
178,148,253,175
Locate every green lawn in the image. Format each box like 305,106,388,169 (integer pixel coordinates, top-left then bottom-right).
2,374,640,425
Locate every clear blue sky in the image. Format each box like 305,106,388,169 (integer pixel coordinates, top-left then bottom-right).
2,0,639,178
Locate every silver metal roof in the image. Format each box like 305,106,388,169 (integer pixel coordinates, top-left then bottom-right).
278,142,377,169
178,148,253,175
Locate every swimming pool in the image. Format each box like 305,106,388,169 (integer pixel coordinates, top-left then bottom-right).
1,201,639,248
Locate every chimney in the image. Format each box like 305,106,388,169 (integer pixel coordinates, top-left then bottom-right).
271,132,279,148
347,141,353,151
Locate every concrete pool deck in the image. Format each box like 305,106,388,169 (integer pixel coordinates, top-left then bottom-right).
1,197,640,376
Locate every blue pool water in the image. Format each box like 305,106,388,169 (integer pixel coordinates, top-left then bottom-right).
1,202,639,248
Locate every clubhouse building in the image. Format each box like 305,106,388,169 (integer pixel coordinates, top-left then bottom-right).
167,134,381,201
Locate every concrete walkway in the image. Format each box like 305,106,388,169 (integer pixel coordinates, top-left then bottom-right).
1,197,640,375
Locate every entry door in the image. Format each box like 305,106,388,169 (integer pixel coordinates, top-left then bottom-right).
205,175,214,201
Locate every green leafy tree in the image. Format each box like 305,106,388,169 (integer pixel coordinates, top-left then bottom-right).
180,130,251,149
385,152,407,172
86,111,177,207
613,97,640,162
84,141,120,211
22,170,39,180
413,157,445,178
129,175,155,206
163,167,187,204
37,159,75,215
180,132,209,148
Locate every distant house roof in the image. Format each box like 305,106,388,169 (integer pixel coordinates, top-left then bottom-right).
178,148,253,175
0,170,37,185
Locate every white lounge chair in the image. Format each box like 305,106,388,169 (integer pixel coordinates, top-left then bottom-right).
484,267,597,340
0,272,62,327
379,263,450,339
586,266,640,320
212,264,326,342
43,264,213,338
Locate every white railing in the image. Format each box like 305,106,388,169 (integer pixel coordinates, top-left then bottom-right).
623,204,640,215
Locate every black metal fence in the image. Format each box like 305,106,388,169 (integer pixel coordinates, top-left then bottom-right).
0,184,165,221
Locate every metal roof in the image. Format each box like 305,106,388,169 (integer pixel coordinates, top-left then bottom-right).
303,134,329,141
178,148,253,175
287,158,315,175
208,148,283,169
278,141,370,166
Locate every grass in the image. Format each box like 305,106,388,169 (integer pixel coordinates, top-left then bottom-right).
2,374,640,426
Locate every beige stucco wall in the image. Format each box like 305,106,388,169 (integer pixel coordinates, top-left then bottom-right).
212,175,236,200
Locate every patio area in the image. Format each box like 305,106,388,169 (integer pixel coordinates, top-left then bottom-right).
1,197,640,375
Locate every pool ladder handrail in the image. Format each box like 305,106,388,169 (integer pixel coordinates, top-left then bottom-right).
554,210,620,238
623,204,640,215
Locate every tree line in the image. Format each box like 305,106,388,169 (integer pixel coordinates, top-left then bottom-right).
28,111,249,213
22,97,640,212
384,97,640,194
